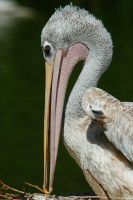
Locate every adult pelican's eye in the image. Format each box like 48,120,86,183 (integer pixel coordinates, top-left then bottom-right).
44,45,51,57
42,41,54,60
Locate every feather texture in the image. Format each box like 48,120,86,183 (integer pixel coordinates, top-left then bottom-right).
82,87,133,162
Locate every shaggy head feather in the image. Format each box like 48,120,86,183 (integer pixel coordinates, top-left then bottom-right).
41,4,113,62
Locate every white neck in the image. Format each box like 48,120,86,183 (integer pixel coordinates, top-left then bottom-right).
65,51,109,118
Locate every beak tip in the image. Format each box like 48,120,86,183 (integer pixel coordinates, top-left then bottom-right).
43,187,50,194
43,186,53,194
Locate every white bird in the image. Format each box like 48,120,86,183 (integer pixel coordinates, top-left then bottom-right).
41,5,133,199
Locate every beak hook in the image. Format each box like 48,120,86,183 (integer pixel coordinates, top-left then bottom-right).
43,186,51,194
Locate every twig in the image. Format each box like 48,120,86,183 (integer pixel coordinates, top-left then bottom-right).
0,181,24,194
25,182,45,193
0,193,10,199
0,191,20,200
3,180,132,200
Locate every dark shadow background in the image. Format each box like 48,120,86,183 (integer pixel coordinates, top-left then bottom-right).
1,0,133,196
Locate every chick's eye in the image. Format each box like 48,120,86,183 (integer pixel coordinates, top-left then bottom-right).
44,45,51,57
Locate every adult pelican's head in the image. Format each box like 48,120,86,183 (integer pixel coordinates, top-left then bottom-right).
41,5,112,193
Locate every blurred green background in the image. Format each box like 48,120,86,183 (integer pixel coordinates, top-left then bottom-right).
1,0,133,196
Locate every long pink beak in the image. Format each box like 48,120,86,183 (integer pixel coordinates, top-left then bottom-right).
43,43,88,193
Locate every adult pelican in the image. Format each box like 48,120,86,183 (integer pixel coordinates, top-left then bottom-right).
41,5,133,199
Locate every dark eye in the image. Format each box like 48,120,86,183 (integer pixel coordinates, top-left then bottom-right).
42,41,54,60
44,45,51,57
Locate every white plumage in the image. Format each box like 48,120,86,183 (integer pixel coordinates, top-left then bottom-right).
42,5,133,199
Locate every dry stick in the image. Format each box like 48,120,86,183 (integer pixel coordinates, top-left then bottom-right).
0,181,48,197
0,191,16,200
0,180,25,194
25,182,45,193
0,180,110,199
0,193,9,199
24,182,56,199
65,196,100,199
0,181,102,199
